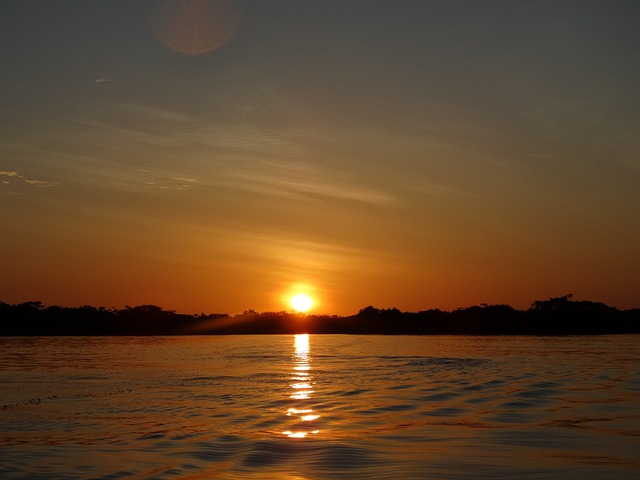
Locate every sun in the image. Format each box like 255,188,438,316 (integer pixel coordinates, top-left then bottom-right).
290,294,313,313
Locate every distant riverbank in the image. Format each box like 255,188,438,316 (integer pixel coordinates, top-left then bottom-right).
2,295,639,336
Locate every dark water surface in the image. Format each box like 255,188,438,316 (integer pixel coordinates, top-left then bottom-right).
1,335,639,479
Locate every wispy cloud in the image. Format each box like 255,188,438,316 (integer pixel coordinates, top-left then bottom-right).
406,179,476,199
224,233,407,288
0,170,56,190
228,160,396,206
95,78,111,84
52,102,395,204
111,169,197,192
114,103,196,124
234,172,395,205
24,179,56,186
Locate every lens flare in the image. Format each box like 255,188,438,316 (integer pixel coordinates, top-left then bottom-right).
153,0,241,56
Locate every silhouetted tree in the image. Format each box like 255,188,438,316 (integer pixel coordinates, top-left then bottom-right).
1,297,638,336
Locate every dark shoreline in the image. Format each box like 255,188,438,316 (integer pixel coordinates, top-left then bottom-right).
2,295,639,336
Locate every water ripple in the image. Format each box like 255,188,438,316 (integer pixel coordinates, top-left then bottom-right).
0,335,639,479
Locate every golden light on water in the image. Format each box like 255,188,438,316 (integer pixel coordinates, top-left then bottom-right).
290,391,312,400
294,333,310,356
282,430,319,439
282,334,321,438
286,408,312,416
300,414,320,421
282,431,308,438
291,382,312,389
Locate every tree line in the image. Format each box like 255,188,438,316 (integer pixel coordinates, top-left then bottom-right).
1,295,639,336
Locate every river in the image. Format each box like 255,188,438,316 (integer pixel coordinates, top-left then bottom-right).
1,334,639,479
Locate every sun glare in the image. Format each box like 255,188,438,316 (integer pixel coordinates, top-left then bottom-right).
290,294,313,313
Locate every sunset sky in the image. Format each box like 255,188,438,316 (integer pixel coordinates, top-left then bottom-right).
2,1,639,315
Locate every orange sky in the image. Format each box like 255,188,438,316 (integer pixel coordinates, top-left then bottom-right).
1,1,639,315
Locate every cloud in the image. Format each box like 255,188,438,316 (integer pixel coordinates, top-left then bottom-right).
95,78,111,84
110,169,197,192
407,179,476,199
228,160,397,206
24,179,57,187
226,233,406,285
235,172,395,205
113,181,193,191
0,171,23,178
159,184,193,191
114,103,196,124
0,170,56,189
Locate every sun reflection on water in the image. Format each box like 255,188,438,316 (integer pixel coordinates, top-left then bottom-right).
282,334,321,438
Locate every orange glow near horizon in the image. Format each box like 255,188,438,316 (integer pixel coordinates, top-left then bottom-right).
282,283,320,313
2,2,639,318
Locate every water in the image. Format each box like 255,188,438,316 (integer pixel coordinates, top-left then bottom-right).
1,335,639,479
